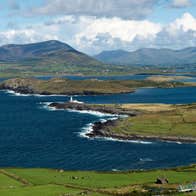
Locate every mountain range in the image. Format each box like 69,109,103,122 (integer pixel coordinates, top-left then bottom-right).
0,40,195,76
0,40,122,76
94,47,196,66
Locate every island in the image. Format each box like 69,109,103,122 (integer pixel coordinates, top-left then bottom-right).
1,77,196,143
49,102,196,143
0,77,196,195
0,77,196,95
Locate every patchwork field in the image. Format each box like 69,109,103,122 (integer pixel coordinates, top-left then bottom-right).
104,104,196,140
0,165,194,195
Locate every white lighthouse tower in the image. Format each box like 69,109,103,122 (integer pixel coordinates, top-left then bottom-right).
69,96,84,104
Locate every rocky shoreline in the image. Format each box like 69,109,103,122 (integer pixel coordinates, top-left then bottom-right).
49,102,139,116
87,120,196,143
49,102,196,143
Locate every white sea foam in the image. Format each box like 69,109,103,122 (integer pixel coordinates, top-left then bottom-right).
5,90,30,96
80,122,153,144
5,89,68,97
164,140,183,144
101,137,153,144
40,102,65,111
80,123,196,145
79,113,153,144
112,169,120,172
139,158,153,162
80,123,94,138
67,109,119,117
40,102,55,111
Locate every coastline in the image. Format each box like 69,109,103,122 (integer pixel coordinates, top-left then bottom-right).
1,77,196,97
2,86,196,144
48,102,196,144
87,119,196,143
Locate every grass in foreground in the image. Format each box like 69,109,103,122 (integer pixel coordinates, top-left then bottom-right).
0,165,194,195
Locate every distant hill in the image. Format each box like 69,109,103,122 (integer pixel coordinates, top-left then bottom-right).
0,40,129,76
94,47,196,66
0,40,101,66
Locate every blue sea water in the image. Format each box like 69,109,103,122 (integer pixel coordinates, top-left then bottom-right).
1,73,196,82
35,74,150,80
35,73,196,81
0,86,196,171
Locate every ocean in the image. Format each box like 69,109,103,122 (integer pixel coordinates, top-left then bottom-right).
0,85,195,170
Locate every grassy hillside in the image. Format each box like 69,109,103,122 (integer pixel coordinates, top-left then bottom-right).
0,40,138,76
0,40,100,67
0,62,137,77
0,165,195,195
103,103,196,140
0,77,194,95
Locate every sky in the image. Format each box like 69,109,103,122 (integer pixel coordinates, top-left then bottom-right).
0,0,196,54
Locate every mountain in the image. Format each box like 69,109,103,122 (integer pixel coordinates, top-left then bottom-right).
94,47,196,66
0,40,115,76
0,40,101,66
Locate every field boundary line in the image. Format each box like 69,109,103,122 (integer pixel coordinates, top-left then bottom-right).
0,169,33,186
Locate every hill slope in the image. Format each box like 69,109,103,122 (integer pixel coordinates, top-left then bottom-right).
1,40,126,76
95,47,196,66
0,40,101,66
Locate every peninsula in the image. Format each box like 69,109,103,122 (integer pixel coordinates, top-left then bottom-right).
0,77,195,95
49,102,196,143
1,77,196,143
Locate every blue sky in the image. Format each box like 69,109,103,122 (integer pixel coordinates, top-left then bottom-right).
0,0,196,54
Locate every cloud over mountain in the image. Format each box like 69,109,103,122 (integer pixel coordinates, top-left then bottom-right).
0,0,195,54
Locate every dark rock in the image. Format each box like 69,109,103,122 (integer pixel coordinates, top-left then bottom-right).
49,102,138,116
155,177,169,184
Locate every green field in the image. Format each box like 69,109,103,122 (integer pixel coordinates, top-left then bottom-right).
0,61,179,77
105,104,196,140
0,165,194,195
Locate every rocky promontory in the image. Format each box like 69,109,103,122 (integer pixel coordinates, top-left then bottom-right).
49,102,139,116
49,102,196,143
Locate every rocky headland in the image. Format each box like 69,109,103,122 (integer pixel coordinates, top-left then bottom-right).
49,102,196,143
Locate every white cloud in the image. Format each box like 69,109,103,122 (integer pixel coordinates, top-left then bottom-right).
151,12,196,48
0,28,58,46
171,0,191,8
0,13,196,54
167,12,196,32
72,13,196,53
74,16,161,53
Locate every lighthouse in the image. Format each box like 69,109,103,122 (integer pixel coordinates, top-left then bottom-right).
70,96,73,102
69,96,84,104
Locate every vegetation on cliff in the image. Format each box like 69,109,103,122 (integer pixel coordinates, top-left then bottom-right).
0,77,194,95
98,103,196,142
